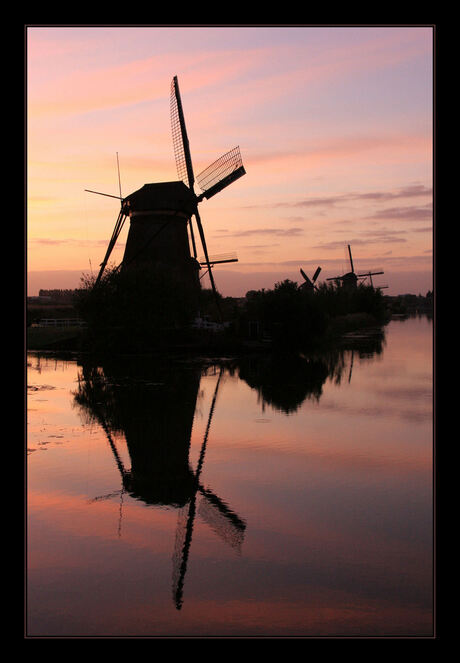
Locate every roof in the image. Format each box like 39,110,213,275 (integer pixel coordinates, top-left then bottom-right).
123,181,197,214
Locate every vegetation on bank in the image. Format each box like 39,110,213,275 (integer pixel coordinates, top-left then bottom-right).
237,279,389,351
27,268,395,354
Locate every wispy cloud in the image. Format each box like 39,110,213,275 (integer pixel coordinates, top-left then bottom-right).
29,237,124,248
369,205,432,222
246,185,432,210
215,227,304,238
311,237,406,251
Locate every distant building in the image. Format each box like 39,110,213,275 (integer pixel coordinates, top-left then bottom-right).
37,289,77,304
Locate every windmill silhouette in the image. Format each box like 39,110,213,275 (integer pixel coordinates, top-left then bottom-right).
86,75,246,319
299,266,321,291
326,245,384,290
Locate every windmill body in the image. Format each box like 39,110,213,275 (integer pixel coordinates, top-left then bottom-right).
339,270,358,290
121,181,201,291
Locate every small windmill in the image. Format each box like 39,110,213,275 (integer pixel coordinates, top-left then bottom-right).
86,76,246,320
326,244,384,290
299,266,321,291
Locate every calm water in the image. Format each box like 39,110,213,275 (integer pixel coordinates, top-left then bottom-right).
26,316,433,638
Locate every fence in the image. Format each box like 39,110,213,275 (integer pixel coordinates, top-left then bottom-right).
38,318,86,328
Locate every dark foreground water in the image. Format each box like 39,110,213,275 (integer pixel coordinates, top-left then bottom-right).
26,316,433,638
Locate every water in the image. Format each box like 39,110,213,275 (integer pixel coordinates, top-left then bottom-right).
26,316,433,638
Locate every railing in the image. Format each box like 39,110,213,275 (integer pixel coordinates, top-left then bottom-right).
38,318,86,327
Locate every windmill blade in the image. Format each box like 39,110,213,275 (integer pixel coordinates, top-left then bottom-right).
88,490,123,504
171,368,224,609
194,208,222,320
348,349,354,383
300,268,313,288
188,218,198,259
347,245,354,273
85,189,124,201
357,271,384,277
198,252,238,267
171,496,197,610
312,266,322,283
196,147,246,201
198,485,246,551
170,75,195,190
95,208,128,284
199,254,238,280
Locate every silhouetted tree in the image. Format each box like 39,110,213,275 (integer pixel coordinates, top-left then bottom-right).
74,265,199,352
239,278,386,351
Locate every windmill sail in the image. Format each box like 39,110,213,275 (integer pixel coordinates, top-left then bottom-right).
95,207,128,284
170,76,195,189
196,147,246,201
170,75,226,320
171,367,222,609
300,266,321,290
312,266,322,282
300,268,313,288
347,244,354,273
198,487,246,551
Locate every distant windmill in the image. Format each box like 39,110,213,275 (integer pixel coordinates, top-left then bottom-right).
86,75,246,319
299,266,321,291
326,244,384,290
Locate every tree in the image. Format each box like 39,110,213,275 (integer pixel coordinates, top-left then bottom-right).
74,265,199,352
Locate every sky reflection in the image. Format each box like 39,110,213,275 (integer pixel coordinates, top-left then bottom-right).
27,316,433,637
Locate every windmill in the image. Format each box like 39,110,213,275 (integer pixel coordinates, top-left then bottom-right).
86,76,246,321
326,244,384,290
299,266,321,291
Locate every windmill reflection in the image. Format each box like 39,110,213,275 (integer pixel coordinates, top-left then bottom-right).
73,357,246,610
73,333,385,608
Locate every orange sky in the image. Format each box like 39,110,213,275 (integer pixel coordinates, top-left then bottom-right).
26,25,434,296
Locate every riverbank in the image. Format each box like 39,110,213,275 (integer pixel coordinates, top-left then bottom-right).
27,277,418,357
26,311,389,356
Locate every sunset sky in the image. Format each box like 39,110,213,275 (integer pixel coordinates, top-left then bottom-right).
26,25,434,296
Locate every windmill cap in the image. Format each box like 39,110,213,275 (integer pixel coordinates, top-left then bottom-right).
124,181,197,214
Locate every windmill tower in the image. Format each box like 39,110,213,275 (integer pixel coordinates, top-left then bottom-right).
326,244,384,291
299,266,321,291
88,76,246,320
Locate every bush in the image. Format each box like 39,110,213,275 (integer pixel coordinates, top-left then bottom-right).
74,265,200,352
239,279,387,351
241,279,328,351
